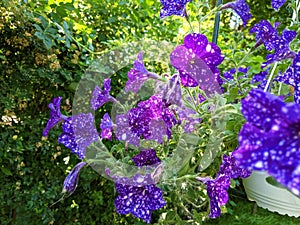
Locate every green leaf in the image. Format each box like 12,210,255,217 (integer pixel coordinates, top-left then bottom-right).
108,17,117,23
1,167,12,176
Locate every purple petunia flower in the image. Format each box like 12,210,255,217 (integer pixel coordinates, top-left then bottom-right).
275,52,300,103
250,20,280,51
115,113,140,147
100,113,113,140
63,162,87,194
132,149,161,167
221,67,249,85
197,174,231,218
223,68,236,81
58,113,99,159
126,52,159,93
170,33,224,96
262,29,297,67
160,0,191,19
107,155,165,223
115,183,166,223
232,89,300,196
90,78,117,111
251,68,271,90
197,154,250,218
218,155,251,179
42,97,68,136
221,0,252,27
115,95,177,146
272,0,287,11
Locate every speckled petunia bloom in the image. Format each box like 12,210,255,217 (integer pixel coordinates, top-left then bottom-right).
197,154,250,218
262,29,297,67
126,52,159,93
63,162,87,194
160,0,191,19
251,68,271,90
115,95,176,146
221,0,252,27
58,113,99,159
221,67,249,85
132,149,161,167
170,33,224,95
42,97,68,136
232,89,300,196
115,113,140,147
272,0,287,10
250,20,280,51
197,174,231,218
275,52,300,104
90,78,117,111
114,183,166,223
100,113,113,140
107,151,165,223
218,155,251,179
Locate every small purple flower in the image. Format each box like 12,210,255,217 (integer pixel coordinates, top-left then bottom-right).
115,95,176,146
232,89,300,196
275,52,300,103
223,68,236,81
218,155,251,179
106,167,166,223
100,113,113,140
197,174,231,218
160,0,191,19
132,149,161,167
58,113,99,159
126,52,159,93
251,68,270,90
90,78,117,111
170,33,224,95
221,67,249,85
115,113,140,147
221,0,252,27
272,0,287,10
250,20,280,51
114,183,166,223
148,118,169,143
262,29,297,67
42,97,68,136
197,154,250,218
63,162,87,194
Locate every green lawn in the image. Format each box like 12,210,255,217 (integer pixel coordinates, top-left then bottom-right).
204,197,300,225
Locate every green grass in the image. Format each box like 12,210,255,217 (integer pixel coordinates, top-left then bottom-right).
203,197,300,225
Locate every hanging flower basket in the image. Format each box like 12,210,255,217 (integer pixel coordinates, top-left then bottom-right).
243,170,300,217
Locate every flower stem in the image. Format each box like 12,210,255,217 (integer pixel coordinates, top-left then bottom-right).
264,62,278,92
278,82,282,96
212,0,223,44
186,13,194,33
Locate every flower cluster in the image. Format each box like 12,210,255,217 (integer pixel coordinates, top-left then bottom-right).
197,155,251,218
43,0,299,223
233,89,300,196
109,149,165,223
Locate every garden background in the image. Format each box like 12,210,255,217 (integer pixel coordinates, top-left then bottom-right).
0,0,299,224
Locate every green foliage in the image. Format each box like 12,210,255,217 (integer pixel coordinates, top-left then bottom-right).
203,197,299,225
1,0,300,224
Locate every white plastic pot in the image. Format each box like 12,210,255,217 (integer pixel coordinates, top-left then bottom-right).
243,170,300,217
